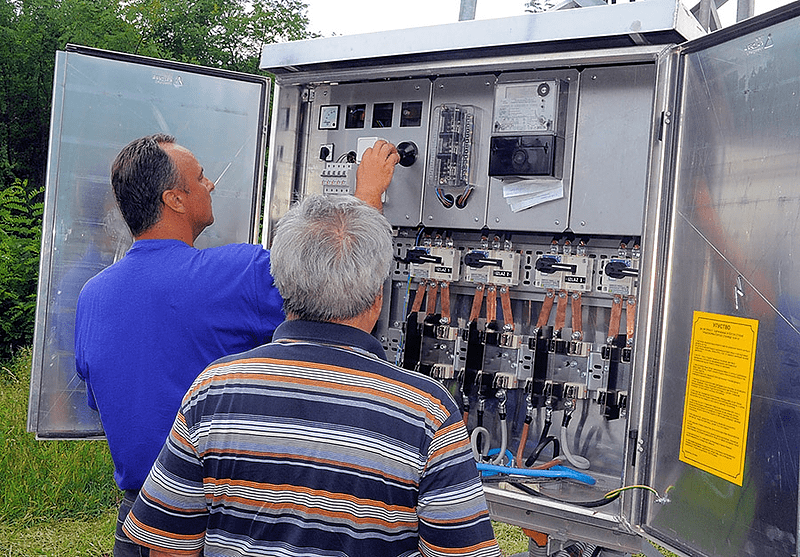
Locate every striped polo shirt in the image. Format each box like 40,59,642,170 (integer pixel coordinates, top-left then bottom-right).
123,319,500,557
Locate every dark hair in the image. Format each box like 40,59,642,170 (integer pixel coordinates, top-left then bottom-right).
270,195,392,322
110,134,178,236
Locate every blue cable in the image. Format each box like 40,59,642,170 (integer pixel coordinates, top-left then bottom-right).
476,462,596,485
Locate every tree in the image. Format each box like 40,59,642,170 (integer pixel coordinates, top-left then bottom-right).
0,0,143,191
0,0,311,191
122,0,313,73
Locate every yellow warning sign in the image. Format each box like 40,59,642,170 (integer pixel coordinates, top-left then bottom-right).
679,311,758,485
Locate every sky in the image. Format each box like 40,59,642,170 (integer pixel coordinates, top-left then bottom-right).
303,0,791,37
305,0,524,37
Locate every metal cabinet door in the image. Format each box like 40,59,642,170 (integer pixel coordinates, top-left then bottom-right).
28,45,269,438
641,4,800,556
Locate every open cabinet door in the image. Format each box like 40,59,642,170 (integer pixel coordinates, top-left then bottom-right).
27,45,269,438
641,4,800,556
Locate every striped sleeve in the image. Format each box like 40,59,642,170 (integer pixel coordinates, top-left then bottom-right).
417,410,501,557
122,411,209,553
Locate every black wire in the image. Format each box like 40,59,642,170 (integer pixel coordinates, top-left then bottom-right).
524,436,560,468
524,418,558,467
538,419,551,442
508,481,621,509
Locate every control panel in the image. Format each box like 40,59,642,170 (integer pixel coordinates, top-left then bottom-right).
300,65,656,490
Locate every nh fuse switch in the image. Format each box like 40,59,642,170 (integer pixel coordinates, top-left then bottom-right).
598,257,639,296
533,254,594,291
407,246,460,282
464,249,521,286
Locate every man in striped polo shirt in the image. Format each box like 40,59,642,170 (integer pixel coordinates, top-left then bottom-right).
123,194,500,557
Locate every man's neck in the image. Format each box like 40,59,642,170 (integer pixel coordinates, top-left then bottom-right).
286,296,382,335
135,220,195,246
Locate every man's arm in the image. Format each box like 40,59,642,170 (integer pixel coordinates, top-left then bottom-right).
355,139,400,211
417,414,501,556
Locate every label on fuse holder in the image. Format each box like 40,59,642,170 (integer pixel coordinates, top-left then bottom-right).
533,254,593,292
464,249,521,286
561,255,594,292
408,246,460,282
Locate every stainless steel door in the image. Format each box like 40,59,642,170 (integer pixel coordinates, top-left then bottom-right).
28,46,269,438
642,4,800,555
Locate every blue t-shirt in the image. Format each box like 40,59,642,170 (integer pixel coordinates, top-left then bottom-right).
75,239,284,491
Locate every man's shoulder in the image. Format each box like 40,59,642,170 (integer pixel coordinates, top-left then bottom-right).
200,242,270,265
77,256,130,297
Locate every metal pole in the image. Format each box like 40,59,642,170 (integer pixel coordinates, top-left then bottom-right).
459,0,478,20
736,0,754,21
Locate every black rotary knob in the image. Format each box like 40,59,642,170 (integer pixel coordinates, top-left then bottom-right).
396,141,418,167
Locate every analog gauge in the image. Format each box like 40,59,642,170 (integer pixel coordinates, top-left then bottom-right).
319,105,339,130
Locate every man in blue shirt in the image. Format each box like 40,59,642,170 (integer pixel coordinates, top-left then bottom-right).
75,134,398,557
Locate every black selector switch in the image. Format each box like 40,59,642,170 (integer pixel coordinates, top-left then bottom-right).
396,141,418,167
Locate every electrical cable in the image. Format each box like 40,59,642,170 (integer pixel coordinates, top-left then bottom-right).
558,404,590,470
491,415,508,465
485,447,515,467
475,397,487,457
455,185,474,208
560,426,590,470
525,407,559,468
515,416,531,467
509,481,619,508
525,435,561,468
491,390,509,465
435,187,454,208
476,463,596,485
509,481,671,509
580,542,598,557
470,426,491,461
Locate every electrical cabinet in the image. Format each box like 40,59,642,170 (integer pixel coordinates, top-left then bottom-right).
29,1,800,556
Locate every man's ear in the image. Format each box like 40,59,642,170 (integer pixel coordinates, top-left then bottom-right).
162,188,187,214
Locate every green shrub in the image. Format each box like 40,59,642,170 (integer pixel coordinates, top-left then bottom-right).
0,181,44,361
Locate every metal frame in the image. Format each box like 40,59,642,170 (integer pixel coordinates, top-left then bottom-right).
258,3,696,553
260,0,703,77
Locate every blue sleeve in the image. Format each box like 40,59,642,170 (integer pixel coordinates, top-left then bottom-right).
74,288,98,411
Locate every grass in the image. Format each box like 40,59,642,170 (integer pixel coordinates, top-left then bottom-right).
493,521,530,556
0,348,119,555
0,511,116,557
1,347,673,557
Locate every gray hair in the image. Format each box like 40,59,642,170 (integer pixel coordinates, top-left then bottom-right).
270,195,393,322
